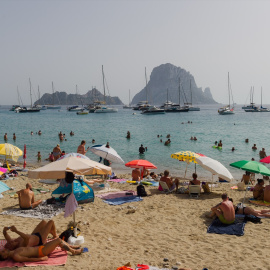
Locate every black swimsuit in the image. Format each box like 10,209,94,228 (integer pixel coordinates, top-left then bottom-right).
32,232,43,246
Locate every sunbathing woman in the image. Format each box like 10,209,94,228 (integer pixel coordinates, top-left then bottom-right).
0,234,82,262
3,220,58,250
234,204,270,218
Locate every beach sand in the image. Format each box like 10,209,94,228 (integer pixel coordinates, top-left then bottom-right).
1,166,270,270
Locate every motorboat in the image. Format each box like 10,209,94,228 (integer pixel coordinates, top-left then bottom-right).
10,105,20,111
133,101,149,110
15,106,40,113
218,105,234,115
76,109,89,115
94,106,118,113
67,105,84,111
141,106,165,114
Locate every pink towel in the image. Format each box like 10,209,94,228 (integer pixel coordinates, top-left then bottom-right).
64,193,78,218
96,190,136,199
0,240,67,268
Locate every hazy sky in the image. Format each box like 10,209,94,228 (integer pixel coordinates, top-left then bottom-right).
1,0,270,105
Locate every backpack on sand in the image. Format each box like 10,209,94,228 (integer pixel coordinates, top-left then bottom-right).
137,184,147,197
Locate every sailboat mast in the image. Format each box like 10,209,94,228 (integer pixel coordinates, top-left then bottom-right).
129,89,130,106
17,86,20,105
52,82,55,105
190,79,192,105
179,78,181,107
29,78,33,107
102,65,106,103
145,67,148,103
167,88,169,104
261,87,262,107
228,72,230,108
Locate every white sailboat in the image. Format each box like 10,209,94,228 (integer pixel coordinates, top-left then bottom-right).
184,80,200,111
242,87,259,112
35,86,47,110
67,85,84,111
123,89,133,109
258,87,270,112
94,66,118,113
47,82,61,110
218,72,234,115
16,79,40,113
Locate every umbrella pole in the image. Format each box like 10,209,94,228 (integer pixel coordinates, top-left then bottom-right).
211,174,213,192
72,181,77,237
6,159,10,171
184,163,188,178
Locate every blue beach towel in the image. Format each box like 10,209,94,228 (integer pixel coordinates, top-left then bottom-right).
207,216,247,236
103,195,143,205
0,181,11,194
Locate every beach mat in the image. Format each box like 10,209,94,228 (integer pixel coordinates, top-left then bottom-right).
0,202,64,219
96,190,137,200
103,195,142,205
207,217,247,236
249,198,270,207
0,240,67,268
107,179,127,183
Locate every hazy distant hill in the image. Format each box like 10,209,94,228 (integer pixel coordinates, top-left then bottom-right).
131,63,217,105
34,88,123,106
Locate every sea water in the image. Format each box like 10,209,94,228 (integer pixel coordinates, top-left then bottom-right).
0,104,269,181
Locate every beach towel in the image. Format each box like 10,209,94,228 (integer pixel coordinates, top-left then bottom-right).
102,195,142,205
207,217,247,236
249,198,270,207
107,179,127,183
96,190,136,200
1,202,64,219
0,181,10,194
0,240,67,268
64,193,78,218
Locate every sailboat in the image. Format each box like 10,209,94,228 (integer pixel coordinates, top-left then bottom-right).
184,80,200,111
47,82,61,110
123,89,133,109
94,66,118,113
258,87,270,112
10,87,22,111
16,79,40,113
218,73,234,115
35,86,47,110
242,87,259,112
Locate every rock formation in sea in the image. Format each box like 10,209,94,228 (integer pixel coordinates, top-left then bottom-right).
131,63,217,105
34,88,123,106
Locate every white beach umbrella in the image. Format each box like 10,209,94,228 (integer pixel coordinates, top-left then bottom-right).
90,144,124,164
196,156,234,191
28,156,111,179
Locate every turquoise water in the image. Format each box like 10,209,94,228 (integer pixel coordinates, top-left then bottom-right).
1,104,269,180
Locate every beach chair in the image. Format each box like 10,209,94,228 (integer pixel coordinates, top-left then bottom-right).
189,185,201,198
159,181,173,194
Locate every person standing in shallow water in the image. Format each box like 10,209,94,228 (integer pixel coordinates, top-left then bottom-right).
13,133,16,141
77,140,89,155
4,133,7,141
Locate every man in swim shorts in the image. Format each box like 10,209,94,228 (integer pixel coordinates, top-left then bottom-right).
16,183,42,210
0,236,82,262
159,170,179,192
3,220,58,250
211,193,235,224
52,144,62,160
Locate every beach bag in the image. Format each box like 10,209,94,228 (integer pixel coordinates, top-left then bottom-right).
59,227,81,241
244,215,262,224
137,184,147,197
202,182,210,193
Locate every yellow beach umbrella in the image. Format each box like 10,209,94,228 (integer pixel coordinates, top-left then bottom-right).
171,150,205,178
0,143,23,170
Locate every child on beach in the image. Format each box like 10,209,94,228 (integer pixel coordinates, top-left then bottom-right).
36,152,41,163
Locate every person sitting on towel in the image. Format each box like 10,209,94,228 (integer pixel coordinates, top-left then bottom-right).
132,168,141,182
159,170,179,192
253,179,265,200
211,193,235,224
0,234,82,262
3,221,58,250
17,183,42,210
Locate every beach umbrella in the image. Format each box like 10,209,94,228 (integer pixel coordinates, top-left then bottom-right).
259,156,270,164
90,144,124,164
230,160,270,203
196,156,234,191
171,150,206,178
28,156,112,179
125,159,157,179
230,160,270,176
0,167,8,174
57,153,90,161
23,144,27,169
0,143,23,170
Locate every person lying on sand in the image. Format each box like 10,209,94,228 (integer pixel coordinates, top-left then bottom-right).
3,220,58,250
234,202,270,217
16,183,42,210
0,237,82,262
211,193,235,224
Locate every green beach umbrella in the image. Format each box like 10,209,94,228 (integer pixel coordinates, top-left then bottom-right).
230,160,270,176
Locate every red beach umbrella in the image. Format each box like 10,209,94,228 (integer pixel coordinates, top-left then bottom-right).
260,156,270,164
125,159,157,179
23,144,26,169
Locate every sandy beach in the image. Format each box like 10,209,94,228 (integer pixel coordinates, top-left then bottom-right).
1,164,270,270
